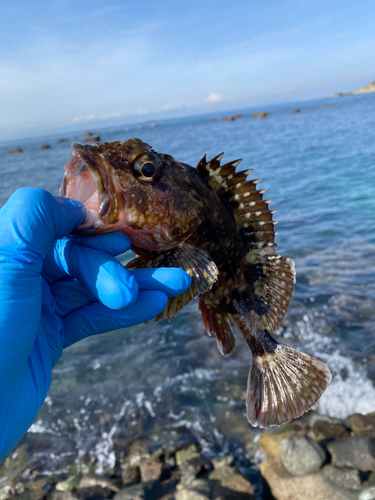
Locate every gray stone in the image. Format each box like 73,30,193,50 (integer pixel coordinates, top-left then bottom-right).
139,460,169,482
50,493,77,500
279,434,326,476
208,465,237,481
210,474,255,499
322,465,362,491
175,481,211,500
72,486,114,500
259,458,358,500
175,491,210,500
113,480,160,500
346,414,375,433
212,456,234,469
9,490,47,500
175,445,200,466
121,465,140,486
55,476,81,492
328,435,375,471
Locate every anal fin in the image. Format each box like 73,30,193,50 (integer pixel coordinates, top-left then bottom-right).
199,298,235,356
247,334,331,427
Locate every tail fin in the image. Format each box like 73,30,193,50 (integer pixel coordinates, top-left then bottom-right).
246,343,331,428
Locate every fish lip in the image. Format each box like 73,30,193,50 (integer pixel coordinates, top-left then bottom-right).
70,142,114,220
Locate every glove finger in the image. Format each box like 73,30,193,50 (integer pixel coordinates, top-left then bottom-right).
68,232,131,256
44,239,138,310
51,267,192,317
62,290,168,348
0,189,86,270
129,268,192,298
50,278,96,316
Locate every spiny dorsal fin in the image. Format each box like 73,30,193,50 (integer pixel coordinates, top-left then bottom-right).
196,153,277,249
196,153,245,192
197,152,295,333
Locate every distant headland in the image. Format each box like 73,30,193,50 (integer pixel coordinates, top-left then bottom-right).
330,80,375,98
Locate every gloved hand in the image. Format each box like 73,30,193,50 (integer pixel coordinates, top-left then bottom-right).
0,188,191,461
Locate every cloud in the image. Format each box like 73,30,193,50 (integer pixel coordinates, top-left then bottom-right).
72,114,96,123
100,111,122,120
205,93,222,103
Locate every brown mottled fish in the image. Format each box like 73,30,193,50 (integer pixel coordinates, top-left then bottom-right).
60,138,331,427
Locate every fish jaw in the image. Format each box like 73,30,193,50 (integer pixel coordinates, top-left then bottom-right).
60,142,123,235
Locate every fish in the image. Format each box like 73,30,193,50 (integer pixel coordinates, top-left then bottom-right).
60,138,332,428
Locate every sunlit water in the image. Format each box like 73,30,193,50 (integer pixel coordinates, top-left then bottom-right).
1,94,375,479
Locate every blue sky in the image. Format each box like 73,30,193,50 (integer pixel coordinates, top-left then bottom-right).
1,0,374,138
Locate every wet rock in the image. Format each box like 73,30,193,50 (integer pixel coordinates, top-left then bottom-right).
121,465,140,486
309,419,349,440
176,480,211,500
55,476,82,491
73,486,114,500
139,461,169,482
8,490,47,500
259,431,291,459
57,138,68,143
346,413,375,433
113,480,161,500
320,104,330,108
224,114,242,122
40,145,51,150
291,108,300,113
122,438,151,467
179,463,199,487
78,476,120,492
8,147,23,154
175,445,200,467
328,435,375,471
322,465,362,491
175,490,210,500
212,456,234,469
250,112,269,119
211,474,255,500
208,465,237,481
279,434,326,476
259,458,358,500
50,492,77,500
83,132,100,143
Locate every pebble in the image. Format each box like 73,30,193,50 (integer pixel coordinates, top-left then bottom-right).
322,465,362,490
328,435,375,471
279,434,326,476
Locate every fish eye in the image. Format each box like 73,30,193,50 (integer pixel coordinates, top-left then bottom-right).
133,154,162,182
140,162,156,178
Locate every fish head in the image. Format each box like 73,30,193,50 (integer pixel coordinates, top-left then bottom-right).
60,138,203,250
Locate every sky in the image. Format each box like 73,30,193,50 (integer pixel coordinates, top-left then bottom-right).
1,0,375,139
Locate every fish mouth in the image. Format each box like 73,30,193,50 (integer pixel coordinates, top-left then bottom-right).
60,142,118,234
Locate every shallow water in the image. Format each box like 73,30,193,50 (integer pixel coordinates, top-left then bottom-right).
1,94,375,476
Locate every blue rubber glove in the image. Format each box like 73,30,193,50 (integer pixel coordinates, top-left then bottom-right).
0,188,191,461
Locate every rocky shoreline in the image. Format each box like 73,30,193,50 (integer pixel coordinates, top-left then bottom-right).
2,410,375,500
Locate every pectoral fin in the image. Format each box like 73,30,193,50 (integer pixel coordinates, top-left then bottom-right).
127,243,219,321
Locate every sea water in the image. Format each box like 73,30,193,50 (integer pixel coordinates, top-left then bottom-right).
1,94,375,475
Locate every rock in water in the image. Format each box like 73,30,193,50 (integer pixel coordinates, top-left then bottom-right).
8,147,23,154
250,112,269,119
328,435,375,471
279,434,326,476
